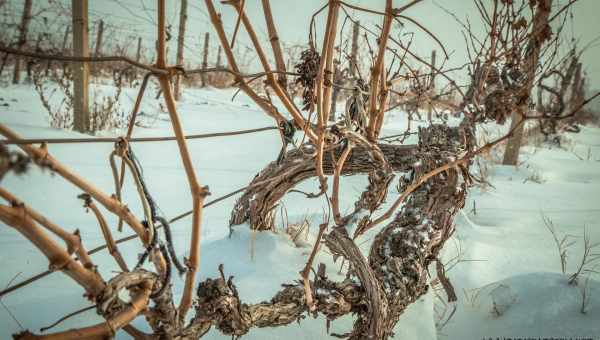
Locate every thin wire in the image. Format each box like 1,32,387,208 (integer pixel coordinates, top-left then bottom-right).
39,305,96,333
0,126,278,145
0,181,265,299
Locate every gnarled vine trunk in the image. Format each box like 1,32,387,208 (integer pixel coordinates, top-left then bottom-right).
230,143,419,230
181,124,471,339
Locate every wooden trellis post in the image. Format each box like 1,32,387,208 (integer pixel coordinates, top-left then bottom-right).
94,19,104,57
502,0,552,165
570,62,584,110
62,26,71,53
201,32,209,87
26,32,42,81
12,0,32,84
350,20,360,78
72,0,90,133
216,45,222,68
427,49,437,122
136,37,143,62
174,0,188,101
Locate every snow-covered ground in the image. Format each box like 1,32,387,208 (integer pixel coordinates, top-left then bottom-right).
1,80,599,339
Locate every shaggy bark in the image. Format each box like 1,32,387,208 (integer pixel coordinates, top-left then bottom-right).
230,143,419,230
184,124,470,339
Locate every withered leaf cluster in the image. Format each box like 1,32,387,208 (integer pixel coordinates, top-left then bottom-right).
294,48,321,112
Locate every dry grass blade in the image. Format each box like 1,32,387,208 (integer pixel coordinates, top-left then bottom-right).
542,214,576,275
569,227,600,285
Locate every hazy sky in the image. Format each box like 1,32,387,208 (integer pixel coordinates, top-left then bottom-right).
3,1,600,89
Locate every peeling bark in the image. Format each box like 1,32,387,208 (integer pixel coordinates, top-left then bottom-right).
187,124,470,339
230,143,418,230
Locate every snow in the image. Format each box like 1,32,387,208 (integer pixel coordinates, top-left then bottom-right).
1,78,600,339
445,273,600,339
